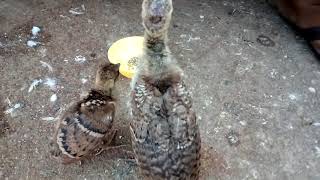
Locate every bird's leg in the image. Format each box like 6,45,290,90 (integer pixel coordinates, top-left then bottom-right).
98,144,135,159
61,155,81,165
95,130,135,160
95,129,118,155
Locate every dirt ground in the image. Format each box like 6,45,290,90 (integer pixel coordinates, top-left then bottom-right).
0,0,319,179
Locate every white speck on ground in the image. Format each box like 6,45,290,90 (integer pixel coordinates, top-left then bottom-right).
74,55,86,63
250,169,259,179
308,87,316,93
187,35,201,42
270,69,278,79
5,98,11,106
27,40,40,48
38,47,47,57
31,26,41,36
4,103,22,115
69,5,85,15
40,61,53,72
81,78,88,84
50,94,57,102
226,131,240,146
313,122,320,127
180,34,187,38
219,111,228,118
28,79,43,93
314,146,320,157
69,9,84,15
288,94,298,100
44,78,57,90
41,117,55,121
235,51,242,55
200,15,204,19
240,121,247,126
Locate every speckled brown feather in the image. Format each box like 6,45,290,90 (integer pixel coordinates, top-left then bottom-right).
131,77,201,180
50,63,120,164
50,90,116,164
130,0,201,179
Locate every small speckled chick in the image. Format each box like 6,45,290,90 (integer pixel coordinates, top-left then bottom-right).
50,62,120,164
130,0,201,179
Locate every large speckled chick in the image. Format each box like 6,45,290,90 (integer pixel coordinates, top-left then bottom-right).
50,62,120,164
130,0,201,179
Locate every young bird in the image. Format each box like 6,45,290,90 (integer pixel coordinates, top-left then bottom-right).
50,62,121,164
130,0,201,179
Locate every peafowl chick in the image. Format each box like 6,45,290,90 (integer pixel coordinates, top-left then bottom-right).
130,0,201,179
50,62,121,164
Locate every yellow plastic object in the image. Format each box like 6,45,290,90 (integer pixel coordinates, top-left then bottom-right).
108,36,144,78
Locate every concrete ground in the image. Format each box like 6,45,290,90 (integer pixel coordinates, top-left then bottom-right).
0,0,319,179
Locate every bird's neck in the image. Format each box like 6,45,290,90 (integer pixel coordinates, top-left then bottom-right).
143,32,171,72
144,32,169,55
94,85,112,97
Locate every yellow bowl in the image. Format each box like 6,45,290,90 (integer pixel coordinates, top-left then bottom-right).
108,36,144,78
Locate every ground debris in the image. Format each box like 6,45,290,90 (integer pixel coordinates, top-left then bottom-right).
40,61,53,72
28,79,43,93
257,35,275,47
226,130,240,146
4,102,23,116
69,5,86,15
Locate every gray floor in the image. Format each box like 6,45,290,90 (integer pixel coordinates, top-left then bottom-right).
0,0,319,179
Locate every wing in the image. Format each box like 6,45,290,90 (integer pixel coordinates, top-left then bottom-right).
52,90,116,161
130,78,201,178
163,81,201,179
56,114,102,159
79,89,115,132
130,80,170,178
130,80,168,142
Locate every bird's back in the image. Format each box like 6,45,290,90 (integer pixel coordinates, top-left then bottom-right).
131,74,201,179
51,90,115,163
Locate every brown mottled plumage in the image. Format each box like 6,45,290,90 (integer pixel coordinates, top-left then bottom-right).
0,97,9,136
50,62,120,164
130,0,201,179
